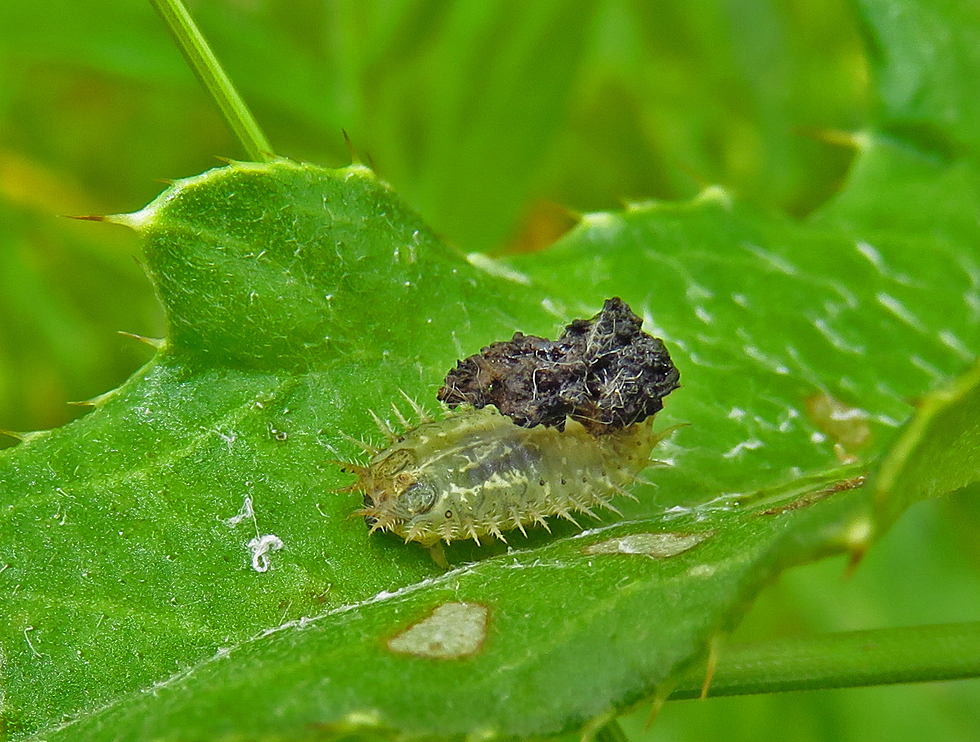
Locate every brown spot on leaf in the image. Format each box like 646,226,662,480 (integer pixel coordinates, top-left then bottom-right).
762,475,867,515
386,602,489,659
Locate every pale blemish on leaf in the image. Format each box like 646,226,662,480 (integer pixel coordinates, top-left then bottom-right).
805,393,871,454
387,602,489,659
342,710,383,728
843,513,875,551
582,531,712,558
693,184,733,208
687,564,717,578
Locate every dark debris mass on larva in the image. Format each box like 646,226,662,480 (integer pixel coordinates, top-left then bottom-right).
438,297,680,435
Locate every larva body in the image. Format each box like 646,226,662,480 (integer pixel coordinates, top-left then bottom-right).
346,406,665,546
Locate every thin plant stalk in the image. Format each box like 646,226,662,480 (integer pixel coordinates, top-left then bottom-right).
668,621,980,700
149,0,274,161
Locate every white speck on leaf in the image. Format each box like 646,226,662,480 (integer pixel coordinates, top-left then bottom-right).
721,439,765,459
938,329,974,360
742,344,791,375
876,292,926,331
855,240,886,272
742,242,799,276
247,534,284,573
223,496,254,528
541,297,564,317
856,241,917,286
225,496,284,572
583,531,712,557
24,626,42,658
686,282,714,301
216,429,237,450
694,305,713,324
465,253,531,285
911,354,945,381
811,317,865,355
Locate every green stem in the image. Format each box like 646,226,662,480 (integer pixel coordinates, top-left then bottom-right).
669,621,980,700
149,0,274,161
594,719,630,742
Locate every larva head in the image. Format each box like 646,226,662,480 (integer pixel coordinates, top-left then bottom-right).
348,446,439,537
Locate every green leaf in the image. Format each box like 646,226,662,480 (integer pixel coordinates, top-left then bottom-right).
856,0,980,155
508,150,978,511
874,360,980,524
1,135,973,739
0,160,548,739
4,0,980,740
25,473,875,742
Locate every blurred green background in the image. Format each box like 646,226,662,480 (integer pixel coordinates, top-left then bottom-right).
0,1,976,740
